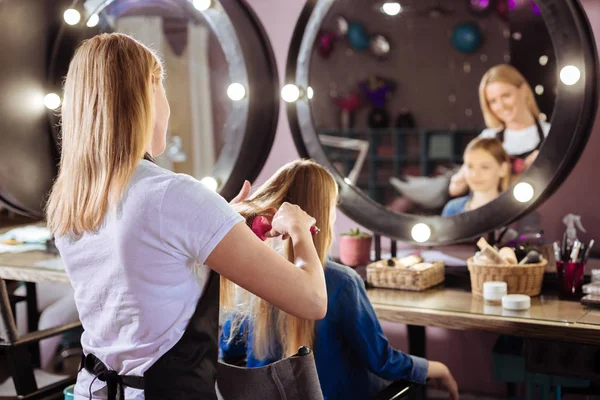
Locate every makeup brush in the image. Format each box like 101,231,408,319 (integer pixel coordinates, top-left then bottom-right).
246,214,320,241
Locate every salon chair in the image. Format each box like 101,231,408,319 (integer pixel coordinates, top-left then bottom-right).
217,346,417,400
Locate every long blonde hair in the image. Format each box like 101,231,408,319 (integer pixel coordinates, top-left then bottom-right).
221,159,338,359
46,33,163,236
464,137,511,191
479,64,541,129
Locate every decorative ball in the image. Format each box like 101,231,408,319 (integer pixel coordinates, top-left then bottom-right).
451,22,482,54
369,34,390,57
347,22,370,51
317,31,336,58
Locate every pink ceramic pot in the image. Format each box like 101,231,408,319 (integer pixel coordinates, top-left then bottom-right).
339,235,372,267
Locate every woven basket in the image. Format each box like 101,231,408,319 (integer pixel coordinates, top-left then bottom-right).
366,261,445,291
467,257,547,297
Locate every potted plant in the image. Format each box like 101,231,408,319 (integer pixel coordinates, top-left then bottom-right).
339,228,372,267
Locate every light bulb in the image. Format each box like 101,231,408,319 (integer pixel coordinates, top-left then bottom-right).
281,84,300,103
560,65,581,86
381,2,402,16
200,177,218,191
539,55,549,66
193,0,211,11
86,14,99,28
535,85,544,95
44,93,61,110
64,9,81,25
227,83,246,101
513,182,534,203
307,86,314,100
411,223,431,243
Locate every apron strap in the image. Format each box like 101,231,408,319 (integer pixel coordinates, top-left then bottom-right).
82,353,145,400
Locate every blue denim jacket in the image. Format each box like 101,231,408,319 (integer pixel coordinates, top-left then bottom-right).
442,194,472,216
220,260,428,400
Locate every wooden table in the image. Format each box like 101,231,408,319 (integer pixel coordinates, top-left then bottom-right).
0,232,77,398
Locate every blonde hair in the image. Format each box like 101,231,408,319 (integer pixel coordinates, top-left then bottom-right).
46,33,163,236
479,64,541,129
221,159,338,359
464,137,511,191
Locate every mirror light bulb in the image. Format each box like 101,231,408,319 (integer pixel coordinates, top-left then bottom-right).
200,177,218,192
513,182,534,203
64,9,81,25
44,93,61,110
193,0,212,11
560,65,581,86
86,14,99,27
539,55,549,66
411,223,431,243
307,86,314,100
227,83,246,101
281,84,300,103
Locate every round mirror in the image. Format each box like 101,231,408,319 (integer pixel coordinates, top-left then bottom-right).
287,0,598,244
0,0,278,218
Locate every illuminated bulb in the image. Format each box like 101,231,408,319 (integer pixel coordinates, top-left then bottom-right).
227,83,246,101
535,85,544,95
539,55,549,66
200,176,218,191
411,223,431,243
193,0,212,11
513,182,534,203
560,65,581,85
381,2,402,16
281,84,301,103
44,93,61,110
63,9,81,25
344,177,352,185
86,14,99,27
307,86,314,100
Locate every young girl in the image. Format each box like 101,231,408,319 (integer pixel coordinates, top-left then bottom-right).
220,159,459,400
46,33,327,400
442,138,510,217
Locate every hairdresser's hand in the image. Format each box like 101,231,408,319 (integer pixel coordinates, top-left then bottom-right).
428,361,459,400
230,180,251,205
267,202,316,241
523,149,539,169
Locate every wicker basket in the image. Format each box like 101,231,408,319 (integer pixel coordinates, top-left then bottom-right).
467,257,547,297
366,260,445,291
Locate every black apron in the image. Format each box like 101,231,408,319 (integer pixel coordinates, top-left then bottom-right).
82,270,221,400
495,119,544,174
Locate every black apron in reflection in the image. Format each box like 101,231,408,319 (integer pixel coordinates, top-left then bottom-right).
82,269,221,400
495,119,545,175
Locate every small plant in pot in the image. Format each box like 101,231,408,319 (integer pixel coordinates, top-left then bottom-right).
339,228,373,267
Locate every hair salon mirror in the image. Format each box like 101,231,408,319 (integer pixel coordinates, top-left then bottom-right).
0,0,279,219
286,0,598,244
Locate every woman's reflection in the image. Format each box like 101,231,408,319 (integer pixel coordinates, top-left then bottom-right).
442,138,510,216
449,64,550,198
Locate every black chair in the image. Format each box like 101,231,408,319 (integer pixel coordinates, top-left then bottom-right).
0,279,80,399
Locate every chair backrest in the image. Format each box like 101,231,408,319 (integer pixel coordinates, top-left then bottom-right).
216,346,323,400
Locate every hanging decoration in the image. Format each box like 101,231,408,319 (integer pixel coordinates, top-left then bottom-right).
466,0,496,16
331,91,363,131
315,15,391,59
451,22,483,54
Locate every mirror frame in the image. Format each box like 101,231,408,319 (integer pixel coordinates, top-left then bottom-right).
47,0,279,202
286,0,599,245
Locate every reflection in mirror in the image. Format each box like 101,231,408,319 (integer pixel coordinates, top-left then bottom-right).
61,0,232,180
308,0,555,217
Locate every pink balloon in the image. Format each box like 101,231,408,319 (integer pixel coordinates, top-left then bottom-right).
317,31,336,58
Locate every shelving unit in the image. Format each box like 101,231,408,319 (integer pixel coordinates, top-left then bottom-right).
320,128,480,204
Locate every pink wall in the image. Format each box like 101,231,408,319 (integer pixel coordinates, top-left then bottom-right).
249,0,600,256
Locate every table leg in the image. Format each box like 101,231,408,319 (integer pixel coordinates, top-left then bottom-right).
26,282,41,367
407,325,426,400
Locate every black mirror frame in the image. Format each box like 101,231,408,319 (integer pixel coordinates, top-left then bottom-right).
47,0,279,202
285,0,599,245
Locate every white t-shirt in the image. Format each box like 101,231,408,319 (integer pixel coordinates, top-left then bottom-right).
479,120,550,155
55,160,243,399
